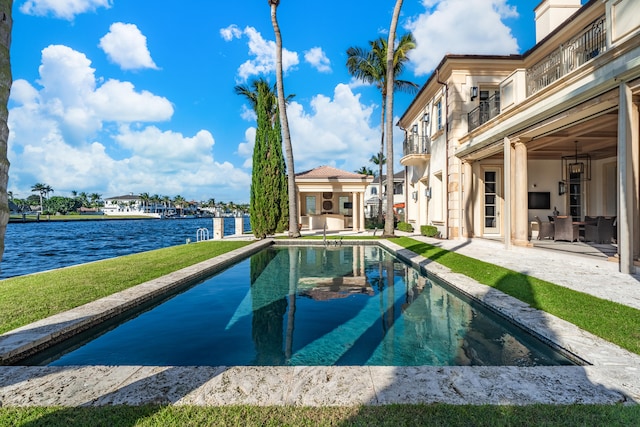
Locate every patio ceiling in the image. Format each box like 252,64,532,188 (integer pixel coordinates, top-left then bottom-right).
482,112,618,161
524,112,618,160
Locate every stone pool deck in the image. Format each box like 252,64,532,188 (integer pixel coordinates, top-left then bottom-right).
0,235,639,406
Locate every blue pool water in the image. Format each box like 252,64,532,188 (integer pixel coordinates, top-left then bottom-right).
28,245,575,367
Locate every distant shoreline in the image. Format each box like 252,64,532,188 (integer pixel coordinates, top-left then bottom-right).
7,215,216,223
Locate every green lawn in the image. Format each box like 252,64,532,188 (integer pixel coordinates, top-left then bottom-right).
1,404,639,426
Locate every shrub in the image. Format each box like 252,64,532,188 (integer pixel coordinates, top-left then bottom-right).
396,221,414,232
421,225,439,237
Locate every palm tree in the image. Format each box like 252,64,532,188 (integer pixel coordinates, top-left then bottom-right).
31,183,52,213
384,0,406,236
355,166,374,176
347,33,417,224
269,0,300,238
89,193,101,207
0,1,12,263
173,195,186,217
139,192,150,213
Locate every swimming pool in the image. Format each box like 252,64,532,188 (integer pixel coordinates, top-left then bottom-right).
25,245,575,367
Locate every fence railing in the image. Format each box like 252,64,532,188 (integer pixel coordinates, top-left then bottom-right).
526,15,606,97
403,135,431,156
467,92,501,133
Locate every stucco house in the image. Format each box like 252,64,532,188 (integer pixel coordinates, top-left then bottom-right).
398,0,640,273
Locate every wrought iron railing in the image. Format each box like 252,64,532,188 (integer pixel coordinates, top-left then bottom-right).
403,135,431,156
526,15,606,97
467,93,501,132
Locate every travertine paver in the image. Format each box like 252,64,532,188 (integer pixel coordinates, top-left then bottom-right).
0,235,639,406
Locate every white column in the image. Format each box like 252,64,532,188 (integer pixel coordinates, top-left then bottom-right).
234,216,244,236
359,191,365,231
618,82,639,274
503,136,512,249
213,217,224,239
514,141,529,246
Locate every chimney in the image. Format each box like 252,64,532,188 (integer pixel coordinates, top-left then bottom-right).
534,0,582,43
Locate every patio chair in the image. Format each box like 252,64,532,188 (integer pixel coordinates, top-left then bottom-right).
584,216,615,244
553,216,579,242
534,216,554,240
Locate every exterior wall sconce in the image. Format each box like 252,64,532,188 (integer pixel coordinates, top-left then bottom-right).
412,124,418,134
558,181,566,196
471,86,478,101
422,113,430,123
411,191,418,201
425,187,432,199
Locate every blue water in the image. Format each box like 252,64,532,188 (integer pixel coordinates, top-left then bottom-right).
30,246,574,367
1,217,250,279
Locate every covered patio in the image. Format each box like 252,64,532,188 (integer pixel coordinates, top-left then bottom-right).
295,166,373,232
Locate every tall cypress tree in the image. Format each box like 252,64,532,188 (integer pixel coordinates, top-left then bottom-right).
239,79,289,238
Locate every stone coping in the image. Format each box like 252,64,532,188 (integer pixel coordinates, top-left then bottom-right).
0,239,639,406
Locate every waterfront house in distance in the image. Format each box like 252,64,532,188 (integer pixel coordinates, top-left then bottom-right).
398,0,640,273
364,172,406,220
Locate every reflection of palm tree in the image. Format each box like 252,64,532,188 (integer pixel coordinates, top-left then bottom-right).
250,248,288,365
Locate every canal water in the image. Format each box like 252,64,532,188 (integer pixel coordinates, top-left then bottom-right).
1,217,251,279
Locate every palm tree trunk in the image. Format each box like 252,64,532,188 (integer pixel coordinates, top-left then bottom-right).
270,0,300,238
377,97,385,224
383,0,404,237
0,1,11,262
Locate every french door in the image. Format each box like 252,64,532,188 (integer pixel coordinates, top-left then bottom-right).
483,169,501,235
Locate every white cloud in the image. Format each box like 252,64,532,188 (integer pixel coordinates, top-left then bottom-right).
304,47,331,73
220,24,242,42
8,44,250,202
221,25,299,82
90,79,173,122
407,0,520,75
99,22,159,70
20,0,112,20
237,83,382,174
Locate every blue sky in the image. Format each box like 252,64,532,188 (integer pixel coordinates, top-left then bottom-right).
7,0,585,204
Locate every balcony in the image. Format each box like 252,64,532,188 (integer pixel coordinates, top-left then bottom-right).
467,93,500,133
401,135,431,166
526,15,606,97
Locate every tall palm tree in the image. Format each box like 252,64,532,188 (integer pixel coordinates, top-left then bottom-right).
89,193,101,207
173,195,186,217
384,0,406,236
269,0,300,238
139,192,150,213
347,33,417,224
31,183,51,213
0,1,12,264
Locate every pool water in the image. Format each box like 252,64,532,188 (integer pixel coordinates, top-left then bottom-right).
28,245,575,367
